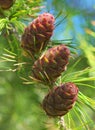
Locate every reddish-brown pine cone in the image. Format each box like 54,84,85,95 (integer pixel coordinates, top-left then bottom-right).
0,0,15,9
42,82,78,117
32,44,70,84
21,13,55,56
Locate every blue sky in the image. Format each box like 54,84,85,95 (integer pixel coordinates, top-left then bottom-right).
43,0,95,41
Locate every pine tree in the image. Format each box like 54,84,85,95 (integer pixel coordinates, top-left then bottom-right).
0,0,95,130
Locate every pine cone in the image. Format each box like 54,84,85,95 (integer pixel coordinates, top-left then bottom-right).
0,0,15,9
32,44,70,84
42,82,78,117
21,13,55,56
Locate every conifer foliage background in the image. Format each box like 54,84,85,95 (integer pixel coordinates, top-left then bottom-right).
0,0,95,130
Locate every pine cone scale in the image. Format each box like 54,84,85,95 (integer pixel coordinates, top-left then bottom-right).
0,0,15,9
21,13,55,55
32,45,70,84
42,82,78,117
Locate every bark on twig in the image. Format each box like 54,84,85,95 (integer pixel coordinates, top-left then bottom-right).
59,117,67,130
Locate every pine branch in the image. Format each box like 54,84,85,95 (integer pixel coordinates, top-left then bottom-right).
58,117,68,130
